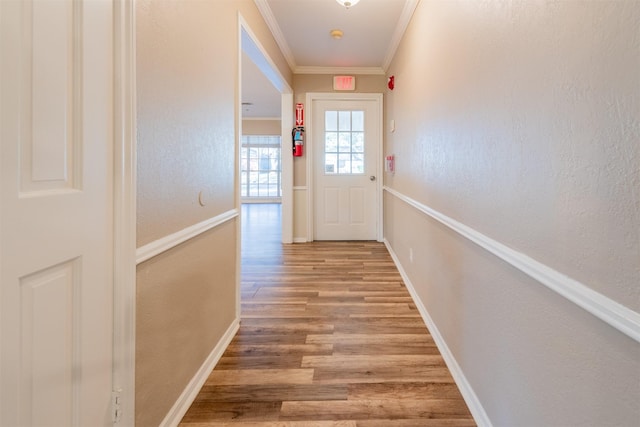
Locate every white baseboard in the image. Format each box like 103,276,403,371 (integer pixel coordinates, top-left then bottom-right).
159,318,240,427
384,239,493,427
293,237,308,243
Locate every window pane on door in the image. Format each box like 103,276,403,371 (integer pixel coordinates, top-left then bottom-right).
353,132,364,152
338,133,351,152
325,132,337,152
324,110,365,175
338,111,351,131
352,111,364,131
352,153,364,173
325,153,337,174
325,111,338,131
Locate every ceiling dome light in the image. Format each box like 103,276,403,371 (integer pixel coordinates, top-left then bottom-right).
336,0,360,9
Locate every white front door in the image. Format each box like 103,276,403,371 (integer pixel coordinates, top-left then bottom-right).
1,1,115,425
313,96,381,240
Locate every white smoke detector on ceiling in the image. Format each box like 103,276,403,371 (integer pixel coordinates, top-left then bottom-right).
336,0,361,9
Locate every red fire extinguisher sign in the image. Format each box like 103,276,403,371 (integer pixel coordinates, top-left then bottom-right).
295,103,304,126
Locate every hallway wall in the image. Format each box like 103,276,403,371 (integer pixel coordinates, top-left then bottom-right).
384,1,640,426
242,119,282,136
135,1,292,425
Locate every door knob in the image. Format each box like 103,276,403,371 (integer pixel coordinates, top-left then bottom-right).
369,175,376,181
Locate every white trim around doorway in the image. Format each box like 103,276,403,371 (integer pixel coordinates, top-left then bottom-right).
113,0,137,424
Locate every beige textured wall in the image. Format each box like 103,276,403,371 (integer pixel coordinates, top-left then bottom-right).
242,119,281,135
135,0,292,425
293,188,307,240
384,1,640,425
137,0,291,246
136,223,236,427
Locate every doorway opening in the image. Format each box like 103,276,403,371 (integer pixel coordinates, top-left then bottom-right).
239,26,284,284
239,18,293,243
237,14,293,317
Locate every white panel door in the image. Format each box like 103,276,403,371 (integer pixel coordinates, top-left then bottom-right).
1,1,115,426
313,98,380,240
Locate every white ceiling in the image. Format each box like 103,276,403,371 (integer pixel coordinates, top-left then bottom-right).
242,51,282,118
242,0,417,118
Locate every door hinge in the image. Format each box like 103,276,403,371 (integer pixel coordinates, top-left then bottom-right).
112,389,123,424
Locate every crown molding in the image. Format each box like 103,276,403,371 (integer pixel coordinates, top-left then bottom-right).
254,0,418,77
382,0,419,72
295,66,386,75
253,0,297,71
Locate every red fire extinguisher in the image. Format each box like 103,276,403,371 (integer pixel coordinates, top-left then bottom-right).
292,126,304,157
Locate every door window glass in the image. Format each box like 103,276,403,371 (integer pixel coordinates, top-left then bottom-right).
324,110,364,174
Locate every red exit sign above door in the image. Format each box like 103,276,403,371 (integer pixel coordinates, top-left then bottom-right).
333,75,355,91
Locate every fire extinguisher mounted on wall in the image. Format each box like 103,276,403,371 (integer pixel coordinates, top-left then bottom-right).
292,126,304,157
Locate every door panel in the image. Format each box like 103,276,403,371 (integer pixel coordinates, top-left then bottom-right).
19,259,79,427
349,188,365,224
1,1,114,425
313,99,380,240
29,0,78,189
323,187,340,224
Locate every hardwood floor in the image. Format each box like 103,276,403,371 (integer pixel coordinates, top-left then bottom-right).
179,204,475,426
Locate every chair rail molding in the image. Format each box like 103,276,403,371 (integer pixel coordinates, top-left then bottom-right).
384,186,640,343
136,209,239,265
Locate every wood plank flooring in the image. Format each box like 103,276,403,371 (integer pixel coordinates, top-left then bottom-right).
179,204,475,426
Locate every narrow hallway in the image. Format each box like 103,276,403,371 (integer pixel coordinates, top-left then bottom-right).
179,203,475,425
